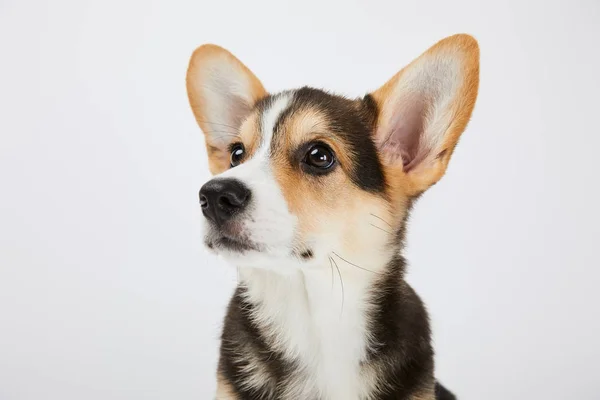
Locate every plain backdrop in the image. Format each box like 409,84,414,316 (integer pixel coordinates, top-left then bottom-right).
1,0,599,399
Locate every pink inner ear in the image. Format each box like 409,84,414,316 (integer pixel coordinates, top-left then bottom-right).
224,94,251,131
379,96,426,171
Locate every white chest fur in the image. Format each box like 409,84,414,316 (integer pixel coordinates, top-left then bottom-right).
239,265,380,400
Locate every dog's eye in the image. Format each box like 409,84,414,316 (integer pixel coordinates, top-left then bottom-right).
303,144,336,170
230,143,245,168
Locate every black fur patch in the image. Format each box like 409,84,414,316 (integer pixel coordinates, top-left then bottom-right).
300,249,313,259
218,268,455,400
435,382,458,400
365,256,435,399
269,87,386,193
216,88,456,399
218,287,295,399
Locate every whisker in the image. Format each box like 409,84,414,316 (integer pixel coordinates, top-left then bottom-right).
330,256,344,316
370,213,394,229
332,251,383,275
369,223,394,236
329,256,334,290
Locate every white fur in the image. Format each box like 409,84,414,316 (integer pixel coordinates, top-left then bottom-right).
207,93,298,269
407,53,461,156
204,95,395,399
239,259,384,399
258,93,291,158
235,207,395,398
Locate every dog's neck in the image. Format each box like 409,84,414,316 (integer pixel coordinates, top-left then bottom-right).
236,250,402,398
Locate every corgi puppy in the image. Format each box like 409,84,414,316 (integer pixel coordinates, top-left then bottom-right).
186,34,479,400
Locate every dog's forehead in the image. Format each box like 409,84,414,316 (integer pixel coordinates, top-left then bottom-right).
248,88,373,150
240,87,386,193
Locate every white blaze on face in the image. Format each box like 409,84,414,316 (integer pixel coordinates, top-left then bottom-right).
208,93,299,268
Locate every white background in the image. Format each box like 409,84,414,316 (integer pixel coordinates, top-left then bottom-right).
1,0,599,399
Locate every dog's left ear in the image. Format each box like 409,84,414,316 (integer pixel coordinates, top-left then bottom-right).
369,34,479,195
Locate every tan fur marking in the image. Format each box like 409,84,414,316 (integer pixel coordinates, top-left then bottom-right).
216,372,238,399
204,109,262,174
409,388,436,400
269,106,396,256
270,107,328,219
239,113,261,157
269,104,411,231
189,35,479,399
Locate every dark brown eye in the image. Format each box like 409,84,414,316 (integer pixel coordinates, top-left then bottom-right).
230,143,245,167
303,144,335,170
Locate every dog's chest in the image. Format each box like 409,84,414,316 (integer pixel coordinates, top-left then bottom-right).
242,269,378,399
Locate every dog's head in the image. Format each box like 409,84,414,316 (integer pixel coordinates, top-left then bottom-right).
186,35,479,271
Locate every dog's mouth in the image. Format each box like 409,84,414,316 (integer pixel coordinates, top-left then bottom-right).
208,235,258,253
204,222,260,254
203,222,320,269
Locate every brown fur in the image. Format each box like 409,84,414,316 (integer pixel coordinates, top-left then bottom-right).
186,34,479,400
268,106,391,254
371,34,480,197
186,44,267,175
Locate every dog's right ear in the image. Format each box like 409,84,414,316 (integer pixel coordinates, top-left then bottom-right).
186,45,267,174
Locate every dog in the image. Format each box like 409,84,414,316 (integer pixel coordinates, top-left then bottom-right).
186,34,479,399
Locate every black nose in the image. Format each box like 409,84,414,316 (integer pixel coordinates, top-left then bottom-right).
199,178,251,226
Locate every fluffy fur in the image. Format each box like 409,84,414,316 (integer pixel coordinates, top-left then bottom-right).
186,34,480,399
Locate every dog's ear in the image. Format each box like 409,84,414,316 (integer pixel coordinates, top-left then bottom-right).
186,44,267,173
369,34,479,196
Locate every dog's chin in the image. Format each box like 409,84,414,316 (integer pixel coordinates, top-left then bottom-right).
201,218,320,270
206,235,258,253
204,231,260,258
204,234,317,271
